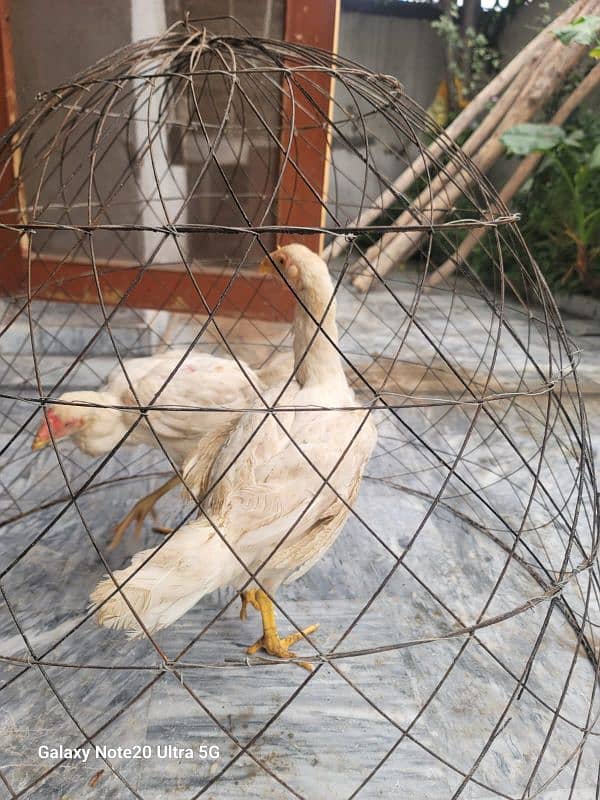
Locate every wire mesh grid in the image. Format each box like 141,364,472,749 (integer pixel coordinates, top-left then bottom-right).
0,17,598,800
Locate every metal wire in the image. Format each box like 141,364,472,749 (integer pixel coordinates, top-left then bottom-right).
0,18,597,800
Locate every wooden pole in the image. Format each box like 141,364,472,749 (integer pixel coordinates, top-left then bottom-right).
278,0,340,254
352,0,598,291
425,60,600,290
322,0,592,262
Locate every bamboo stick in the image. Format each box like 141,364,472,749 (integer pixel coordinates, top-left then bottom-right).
352,60,537,277
425,60,600,290
353,1,598,291
323,0,592,263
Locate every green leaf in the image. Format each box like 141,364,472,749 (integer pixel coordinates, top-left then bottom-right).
501,124,566,156
563,130,585,148
589,143,600,169
590,46,600,58
555,15,600,46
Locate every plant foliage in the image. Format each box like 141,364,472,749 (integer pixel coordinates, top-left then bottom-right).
500,124,566,155
489,112,600,295
555,15,600,57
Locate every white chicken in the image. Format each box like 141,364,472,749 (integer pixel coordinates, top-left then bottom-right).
90,244,377,668
32,349,284,549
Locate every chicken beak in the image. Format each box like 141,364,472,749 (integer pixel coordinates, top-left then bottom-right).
31,421,51,451
31,408,82,451
258,256,276,276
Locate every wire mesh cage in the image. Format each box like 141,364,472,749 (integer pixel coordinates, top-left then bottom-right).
0,17,598,800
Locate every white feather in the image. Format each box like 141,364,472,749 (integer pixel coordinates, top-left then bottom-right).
49,349,280,461
91,246,377,634
90,520,243,635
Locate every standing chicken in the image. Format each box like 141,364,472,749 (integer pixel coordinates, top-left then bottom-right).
32,349,284,549
90,244,377,668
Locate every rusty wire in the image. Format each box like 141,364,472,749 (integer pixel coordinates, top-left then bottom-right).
0,17,598,800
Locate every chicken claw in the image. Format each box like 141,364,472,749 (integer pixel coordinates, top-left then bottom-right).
241,588,318,671
239,588,258,620
108,476,179,550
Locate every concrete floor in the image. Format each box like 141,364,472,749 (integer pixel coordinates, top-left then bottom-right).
0,276,598,799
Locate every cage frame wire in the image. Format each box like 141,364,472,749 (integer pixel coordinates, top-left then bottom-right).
0,16,596,800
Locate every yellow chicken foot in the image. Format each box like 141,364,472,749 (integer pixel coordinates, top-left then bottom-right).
108,476,179,550
239,588,259,620
242,588,318,671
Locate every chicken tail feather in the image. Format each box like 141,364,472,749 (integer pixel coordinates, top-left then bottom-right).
90,520,241,636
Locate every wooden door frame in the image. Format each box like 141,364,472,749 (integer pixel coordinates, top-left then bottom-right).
0,0,340,322
278,0,340,255
0,0,23,296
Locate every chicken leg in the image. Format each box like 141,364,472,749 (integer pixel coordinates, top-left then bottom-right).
108,476,179,550
240,588,318,671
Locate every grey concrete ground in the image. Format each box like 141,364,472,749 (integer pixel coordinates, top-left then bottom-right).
0,278,598,799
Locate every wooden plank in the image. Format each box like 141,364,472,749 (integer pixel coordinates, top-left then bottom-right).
0,0,25,295
26,258,295,322
278,0,340,253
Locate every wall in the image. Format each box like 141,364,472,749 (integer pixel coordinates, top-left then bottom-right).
9,0,133,112
498,0,569,60
7,0,288,267
338,9,445,117
8,0,145,265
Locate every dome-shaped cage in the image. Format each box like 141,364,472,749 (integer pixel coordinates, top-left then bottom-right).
0,18,598,800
